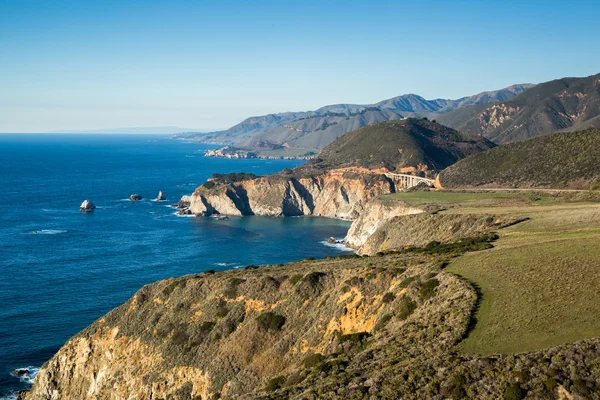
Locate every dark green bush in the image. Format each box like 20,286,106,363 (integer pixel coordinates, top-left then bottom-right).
303,353,325,368
419,278,440,300
211,172,258,184
397,296,417,320
289,275,303,285
374,314,392,331
266,375,286,392
504,383,525,400
202,181,216,189
199,321,216,332
257,312,286,332
223,278,246,298
399,276,418,288
339,331,370,345
382,292,396,303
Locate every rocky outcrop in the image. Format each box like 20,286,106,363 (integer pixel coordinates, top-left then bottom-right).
344,198,426,251
344,197,523,255
129,194,143,201
355,213,521,255
186,170,403,219
79,200,96,212
156,191,166,201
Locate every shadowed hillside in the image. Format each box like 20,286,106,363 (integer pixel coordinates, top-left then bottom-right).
438,129,600,189
296,119,495,176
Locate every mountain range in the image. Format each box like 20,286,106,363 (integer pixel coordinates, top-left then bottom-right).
179,84,533,154
438,73,600,143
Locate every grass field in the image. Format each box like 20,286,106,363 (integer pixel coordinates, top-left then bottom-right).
381,190,545,206
445,199,600,355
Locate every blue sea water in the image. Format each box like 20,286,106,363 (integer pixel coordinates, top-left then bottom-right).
0,134,352,398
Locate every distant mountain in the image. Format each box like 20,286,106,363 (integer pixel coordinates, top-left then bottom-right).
297,119,495,175
438,128,600,189
182,84,533,154
51,126,207,134
437,74,600,143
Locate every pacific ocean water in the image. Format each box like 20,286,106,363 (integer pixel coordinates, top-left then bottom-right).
0,134,352,398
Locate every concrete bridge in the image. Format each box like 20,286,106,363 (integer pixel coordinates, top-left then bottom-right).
344,169,435,189
384,173,435,189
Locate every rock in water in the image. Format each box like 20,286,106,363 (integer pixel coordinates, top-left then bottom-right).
129,194,143,201
328,237,337,244
11,368,30,377
79,200,96,212
156,191,166,201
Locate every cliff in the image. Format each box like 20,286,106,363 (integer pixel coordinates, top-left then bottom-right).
344,197,521,255
186,170,400,219
22,252,476,399
22,230,600,399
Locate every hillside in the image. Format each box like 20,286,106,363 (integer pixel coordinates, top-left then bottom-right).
438,129,600,189
185,84,532,155
22,193,600,399
438,73,600,143
297,119,495,175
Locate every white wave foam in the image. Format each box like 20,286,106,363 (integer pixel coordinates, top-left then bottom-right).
10,366,40,384
320,240,354,252
172,211,195,218
30,229,67,235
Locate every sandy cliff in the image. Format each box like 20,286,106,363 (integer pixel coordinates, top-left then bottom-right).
186,170,402,220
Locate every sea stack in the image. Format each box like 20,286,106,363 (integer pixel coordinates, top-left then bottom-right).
155,191,166,201
79,200,96,212
129,194,143,201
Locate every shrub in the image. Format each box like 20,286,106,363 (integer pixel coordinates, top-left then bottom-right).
266,375,286,392
303,353,325,368
202,181,216,189
289,275,303,285
199,321,216,332
382,292,395,303
419,279,440,300
374,314,393,331
257,312,286,332
162,280,186,296
223,278,246,298
504,383,525,400
339,331,371,345
399,276,418,288
211,172,258,184
543,378,557,392
397,297,417,320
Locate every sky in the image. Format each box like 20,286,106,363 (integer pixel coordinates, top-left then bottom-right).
1,0,599,133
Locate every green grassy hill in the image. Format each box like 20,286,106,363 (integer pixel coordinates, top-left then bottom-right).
438,73,600,143
438,129,600,189
297,119,495,175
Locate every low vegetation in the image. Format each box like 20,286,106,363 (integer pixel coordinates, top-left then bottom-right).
439,129,600,189
294,118,494,176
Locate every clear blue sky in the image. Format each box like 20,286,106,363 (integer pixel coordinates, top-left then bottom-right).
1,0,599,132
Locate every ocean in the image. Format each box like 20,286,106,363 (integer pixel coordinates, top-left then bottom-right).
0,134,352,398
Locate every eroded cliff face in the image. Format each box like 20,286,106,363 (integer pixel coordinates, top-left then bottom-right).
345,197,523,255
22,254,475,400
187,170,400,219
344,198,426,251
